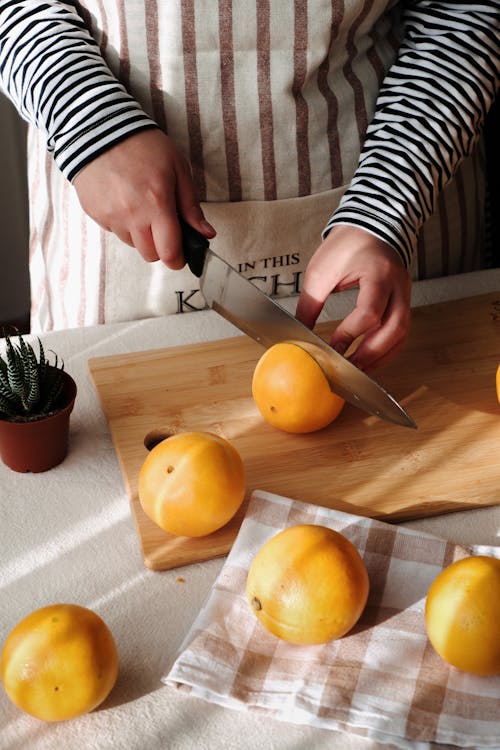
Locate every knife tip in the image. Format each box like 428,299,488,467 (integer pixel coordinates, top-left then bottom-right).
400,415,418,430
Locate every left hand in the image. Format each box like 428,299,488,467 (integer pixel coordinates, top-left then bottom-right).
295,225,412,371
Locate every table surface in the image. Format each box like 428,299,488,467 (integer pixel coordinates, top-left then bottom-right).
1,269,499,750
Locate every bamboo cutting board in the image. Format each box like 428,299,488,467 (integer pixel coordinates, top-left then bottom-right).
89,292,500,570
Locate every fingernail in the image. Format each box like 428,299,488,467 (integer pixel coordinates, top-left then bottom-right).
201,219,216,235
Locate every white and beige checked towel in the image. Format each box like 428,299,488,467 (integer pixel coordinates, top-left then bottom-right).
164,491,500,749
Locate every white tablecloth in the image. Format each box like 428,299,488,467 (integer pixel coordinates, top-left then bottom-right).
1,270,499,750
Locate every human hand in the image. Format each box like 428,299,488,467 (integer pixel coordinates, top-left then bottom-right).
295,225,412,371
72,129,215,268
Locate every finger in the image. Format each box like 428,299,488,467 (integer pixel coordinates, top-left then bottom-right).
349,290,411,371
356,336,407,373
348,322,407,371
330,282,390,355
296,252,343,329
182,205,216,239
145,174,186,269
151,215,186,270
129,225,160,263
295,289,325,330
175,158,216,239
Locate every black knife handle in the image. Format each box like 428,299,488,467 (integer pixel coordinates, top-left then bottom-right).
179,216,209,278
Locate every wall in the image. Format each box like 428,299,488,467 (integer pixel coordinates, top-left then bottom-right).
0,93,30,332
484,97,500,266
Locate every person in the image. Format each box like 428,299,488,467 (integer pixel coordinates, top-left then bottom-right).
0,1,498,371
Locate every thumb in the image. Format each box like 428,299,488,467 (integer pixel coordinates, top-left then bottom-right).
295,289,324,330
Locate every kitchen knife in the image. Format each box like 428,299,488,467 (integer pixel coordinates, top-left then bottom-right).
180,217,416,429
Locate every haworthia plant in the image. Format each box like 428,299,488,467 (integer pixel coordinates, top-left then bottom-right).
0,333,66,422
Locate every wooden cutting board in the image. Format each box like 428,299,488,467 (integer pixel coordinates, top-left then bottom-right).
88,292,500,571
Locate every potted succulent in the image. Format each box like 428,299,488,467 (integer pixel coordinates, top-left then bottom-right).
0,332,77,472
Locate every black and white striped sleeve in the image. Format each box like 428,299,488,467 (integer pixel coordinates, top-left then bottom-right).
0,0,158,181
325,0,500,268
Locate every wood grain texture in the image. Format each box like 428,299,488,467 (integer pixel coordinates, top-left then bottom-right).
88,293,500,571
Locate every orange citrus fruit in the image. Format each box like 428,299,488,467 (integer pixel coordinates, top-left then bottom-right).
252,342,345,433
138,431,246,537
425,555,500,676
246,524,369,645
496,364,500,402
1,604,119,721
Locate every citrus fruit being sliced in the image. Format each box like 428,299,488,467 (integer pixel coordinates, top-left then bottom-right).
246,524,369,645
138,431,246,537
1,603,119,721
252,341,345,433
425,555,500,676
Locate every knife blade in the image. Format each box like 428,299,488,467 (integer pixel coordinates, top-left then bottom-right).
180,218,416,429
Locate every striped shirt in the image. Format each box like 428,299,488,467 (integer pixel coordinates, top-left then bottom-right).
0,1,498,330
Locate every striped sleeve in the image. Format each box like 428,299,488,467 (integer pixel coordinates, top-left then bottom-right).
0,0,158,181
324,0,500,268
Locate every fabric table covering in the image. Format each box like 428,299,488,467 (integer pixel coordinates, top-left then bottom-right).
166,490,499,749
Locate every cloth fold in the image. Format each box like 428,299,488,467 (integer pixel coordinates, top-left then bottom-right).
164,491,500,749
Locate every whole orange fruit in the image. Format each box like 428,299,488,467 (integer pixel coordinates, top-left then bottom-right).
1,604,119,721
138,431,246,537
496,364,500,402
246,524,369,645
252,342,345,433
425,555,500,676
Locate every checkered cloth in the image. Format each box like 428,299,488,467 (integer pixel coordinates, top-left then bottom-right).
164,491,500,749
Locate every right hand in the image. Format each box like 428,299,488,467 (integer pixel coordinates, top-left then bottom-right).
72,128,216,268
296,225,412,372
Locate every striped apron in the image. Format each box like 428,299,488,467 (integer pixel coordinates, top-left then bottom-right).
27,0,486,332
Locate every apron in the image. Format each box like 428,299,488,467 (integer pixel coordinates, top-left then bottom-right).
27,0,486,332
103,186,348,322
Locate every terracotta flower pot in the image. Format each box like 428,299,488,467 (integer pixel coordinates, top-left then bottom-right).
0,370,77,473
